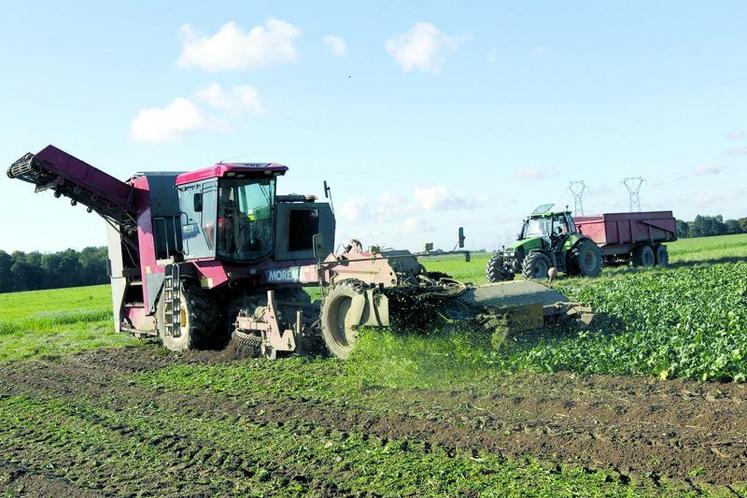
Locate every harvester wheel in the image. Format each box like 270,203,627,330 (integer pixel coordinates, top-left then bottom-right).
569,239,603,277
655,245,669,267
633,244,655,267
521,251,552,280
157,281,218,352
485,254,514,282
320,280,367,360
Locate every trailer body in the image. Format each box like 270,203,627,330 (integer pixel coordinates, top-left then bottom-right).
573,211,676,266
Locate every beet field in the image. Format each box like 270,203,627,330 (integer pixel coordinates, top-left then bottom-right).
0,234,746,497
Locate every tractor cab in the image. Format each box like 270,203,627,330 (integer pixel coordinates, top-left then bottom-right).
175,163,335,266
176,163,287,262
512,204,578,258
517,204,580,256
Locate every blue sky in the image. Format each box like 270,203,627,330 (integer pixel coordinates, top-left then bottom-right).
1,1,746,253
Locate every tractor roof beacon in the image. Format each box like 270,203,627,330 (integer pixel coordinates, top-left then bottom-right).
486,203,603,282
9,147,594,359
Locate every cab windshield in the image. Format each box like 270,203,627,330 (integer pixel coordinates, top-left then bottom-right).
522,217,552,238
217,178,275,261
521,214,574,239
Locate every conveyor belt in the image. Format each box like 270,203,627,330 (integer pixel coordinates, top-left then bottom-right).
8,145,137,231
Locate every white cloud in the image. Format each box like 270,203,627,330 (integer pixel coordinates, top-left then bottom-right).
322,35,347,56
515,167,558,181
339,198,370,223
196,83,263,114
414,185,475,211
130,97,227,143
726,129,745,141
694,163,721,175
385,22,458,73
693,192,714,207
178,19,301,72
725,146,747,158
376,192,410,219
399,217,436,234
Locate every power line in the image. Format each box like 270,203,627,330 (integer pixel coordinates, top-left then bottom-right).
622,177,645,211
568,180,588,215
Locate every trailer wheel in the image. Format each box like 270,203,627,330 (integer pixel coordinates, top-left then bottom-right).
485,254,514,282
655,245,669,267
521,251,552,280
633,244,656,267
570,239,603,277
156,281,218,352
320,280,367,359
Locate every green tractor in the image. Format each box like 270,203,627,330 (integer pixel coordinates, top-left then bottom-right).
486,204,602,282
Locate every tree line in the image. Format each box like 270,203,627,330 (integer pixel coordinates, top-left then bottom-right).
1,214,745,293
0,247,108,294
676,215,747,238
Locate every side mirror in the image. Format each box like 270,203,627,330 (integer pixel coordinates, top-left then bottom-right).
424,242,434,252
312,233,325,260
323,180,330,199
193,193,203,212
458,227,466,248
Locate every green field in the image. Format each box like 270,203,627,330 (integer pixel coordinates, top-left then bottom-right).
0,233,746,496
0,285,136,362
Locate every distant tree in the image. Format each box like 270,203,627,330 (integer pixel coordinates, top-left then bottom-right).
690,215,727,238
0,247,109,294
40,252,62,289
725,219,742,234
57,249,83,288
0,251,12,293
9,251,36,292
79,246,108,285
739,218,747,234
676,219,690,238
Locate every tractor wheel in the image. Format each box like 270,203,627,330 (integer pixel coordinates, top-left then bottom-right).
156,280,218,352
655,245,669,267
632,244,656,267
485,254,514,282
521,251,552,280
569,239,603,277
320,280,367,360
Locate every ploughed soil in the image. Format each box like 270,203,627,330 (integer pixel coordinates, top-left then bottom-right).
0,347,745,496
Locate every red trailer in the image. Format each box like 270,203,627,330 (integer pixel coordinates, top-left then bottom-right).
573,211,677,267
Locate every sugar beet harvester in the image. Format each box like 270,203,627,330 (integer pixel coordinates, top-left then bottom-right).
8,146,592,359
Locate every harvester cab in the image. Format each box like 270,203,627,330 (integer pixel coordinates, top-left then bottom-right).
8,146,594,361
486,204,603,282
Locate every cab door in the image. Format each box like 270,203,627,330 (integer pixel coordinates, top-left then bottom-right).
177,179,218,260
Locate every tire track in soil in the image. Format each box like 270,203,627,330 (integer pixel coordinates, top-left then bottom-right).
1,347,747,487
0,400,332,498
0,460,103,498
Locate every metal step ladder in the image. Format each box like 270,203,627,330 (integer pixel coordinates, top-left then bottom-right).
162,264,181,338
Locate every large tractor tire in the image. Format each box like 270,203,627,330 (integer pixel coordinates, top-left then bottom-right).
485,254,515,282
521,251,552,280
655,244,669,267
569,239,603,277
632,244,656,267
320,280,367,360
156,281,219,352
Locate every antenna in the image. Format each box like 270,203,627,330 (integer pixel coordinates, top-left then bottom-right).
622,177,645,211
568,180,588,215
